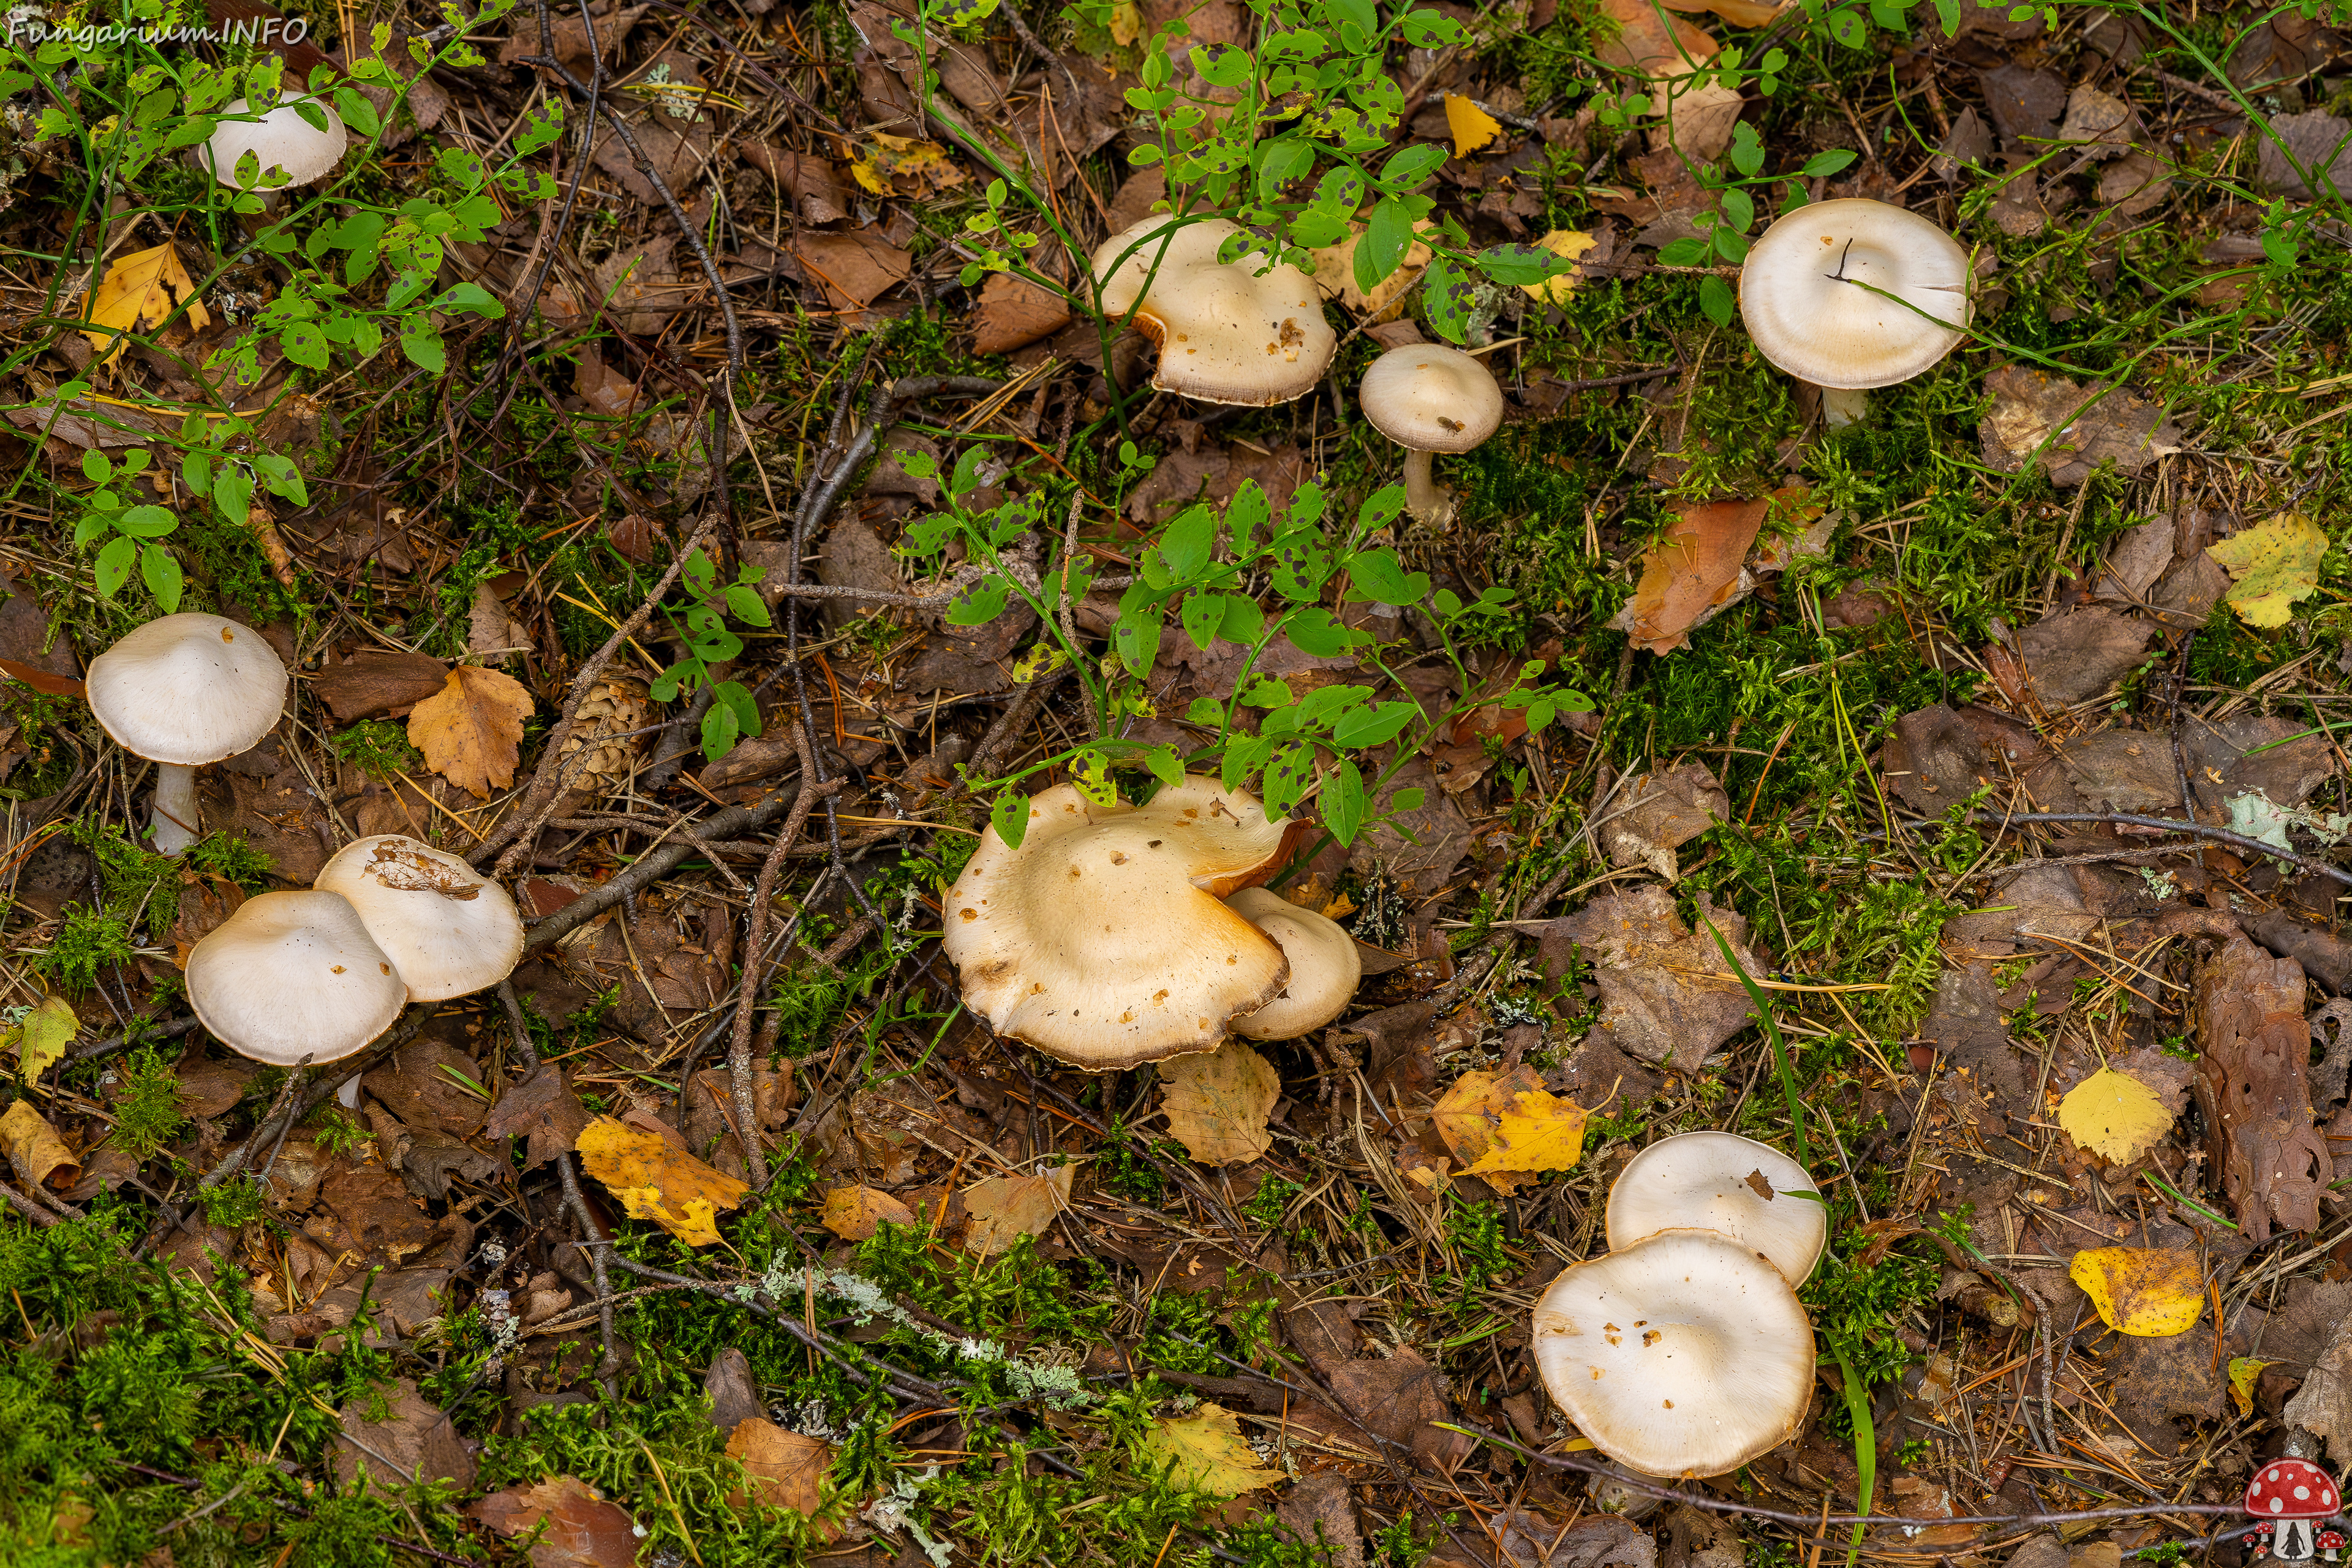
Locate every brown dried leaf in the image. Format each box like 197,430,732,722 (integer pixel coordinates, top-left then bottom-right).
0,1101,75,1191
1599,763,1727,883
2008,606,2157,709
311,650,450,722
1538,887,1760,1075
788,231,913,314
1607,489,1814,654
972,272,1072,355
470,1476,639,1568
727,1417,832,1518
1978,366,2183,489
467,581,533,662
1160,1041,1281,1167
1597,0,1719,78
820,1185,916,1240
407,665,534,800
961,1164,1072,1257
331,1376,476,1491
483,1063,592,1169
2193,933,2330,1242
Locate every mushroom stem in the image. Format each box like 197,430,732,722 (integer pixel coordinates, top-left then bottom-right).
151,763,200,856
1819,385,1870,427
1400,448,1453,527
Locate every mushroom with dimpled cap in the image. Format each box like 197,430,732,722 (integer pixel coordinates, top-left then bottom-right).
1357,342,1504,528
1605,1131,1827,1286
185,890,408,1068
1088,217,1336,406
314,834,526,1003
1223,887,1362,1041
85,612,288,856
2246,1459,2342,1562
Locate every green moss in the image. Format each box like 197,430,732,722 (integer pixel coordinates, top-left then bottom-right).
328,720,424,780
107,1047,188,1162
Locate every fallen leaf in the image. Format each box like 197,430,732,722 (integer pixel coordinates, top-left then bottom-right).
331,1376,477,1491
2057,1066,2176,1164
0,657,84,698
1445,94,1503,156
846,132,966,198
1598,763,1727,883
1597,0,1719,78
1159,1041,1281,1166
1141,1402,1284,1498
1607,488,1819,655
962,1164,1072,1257
788,230,913,314
2231,1357,2276,1417
1520,228,1599,306
2069,1246,2203,1336
470,1476,640,1568
78,243,211,372
2256,109,2352,200
1308,219,1436,316
2192,932,2330,1243
9,995,78,1081
467,581,533,661
1537,887,1762,1075
2207,513,2327,629
821,1184,916,1240
1432,1068,1588,1190
407,665,535,799
1657,0,1782,24
2007,606,2157,709
575,1114,752,1246
972,271,1072,354
1978,366,2184,489
728,1417,832,1518
483,1063,592,1169
311,649,451,722
0,1100,77,1191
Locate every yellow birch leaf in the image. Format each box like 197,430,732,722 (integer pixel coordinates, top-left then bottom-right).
961,1165,1072,1257
2206,513,2326,629
2068,1246,2203,1336
1159,1041,1279,1166
575,1115,752,1247
821,1185,916,1240
10,995,78,1081
2230,1357,2275,1417
2056,1066,2174,1163
1141,1403,1284,1498
1463,1089,1590,1177
1522,228,1600,306
1444,94,1503,157
78,243,212,372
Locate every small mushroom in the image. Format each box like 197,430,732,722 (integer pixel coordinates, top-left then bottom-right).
85,612,289,856
1532,1229,1815,1478
197,96,349,190
1223,887,1362,1040
1738,197,1972,427
1357,343,1504,527
2247,1458,2342,1562
940,777,1294,1069
314,834,526,1003
1605,1131,1827,1286
186,890,408,1067
1089,217,1336,405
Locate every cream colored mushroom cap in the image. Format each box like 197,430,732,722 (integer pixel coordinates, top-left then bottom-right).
1606,1131,1827,1286
86,612,289,766
1090,217,1336,405
1225,886,1362,1040
199,96,349,188
1738,198,1972,390
1359,343,1505,452
186,890,407,1066
941,777,1293,1069
315,834,526,1003
1532,1229,1815,1478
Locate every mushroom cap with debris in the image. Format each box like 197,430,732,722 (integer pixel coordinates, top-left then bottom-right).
315,834,527,1003
85,612,288,766
1358,342,1505,453
1532,1229,1815,1478
1605,1131,1827,1286
1738,198,1972,391
1089,217,1336,406
941,777,1294,1069
1224,886,1362,1041
198,96,349,189
186,890,408,1067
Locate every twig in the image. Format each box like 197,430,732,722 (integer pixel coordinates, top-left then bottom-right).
1951,809,2352,888
727,720,831,1191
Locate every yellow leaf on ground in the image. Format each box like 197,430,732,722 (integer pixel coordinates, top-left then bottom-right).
2057,1066,2174,1163
0,1099,77,1191
78,243,211,372
1142,1403,1284,1498
2230,1357,2275,1417
962,1164,1072,1257
1521,229,1599,306
2207,513,2326,629
9,995,78,1081
821,1185,915,1241
1109,1,1142,42
1444,94,1503,157
848,133,966,198
575,1114,751,1246
1160,1041,1280,1166
728,1417,832,1519
1433,1068,1588,1190
407,665,535,799
2069,1246,2203,1336
1307,220,1435,317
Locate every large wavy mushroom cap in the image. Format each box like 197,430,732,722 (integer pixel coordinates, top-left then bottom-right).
198,96,349,189
315,834,526,1003
1089,217,1336,405
1606,1131,1828,1286
85,612,287,766
941,778,1294,1069
1532,1230,1815,1478
1739,198,1972,392
1224,886,1362,1041
186,890,407,1067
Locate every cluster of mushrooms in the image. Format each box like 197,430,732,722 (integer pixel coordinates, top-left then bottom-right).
1090,197,1972,524
83,613,521,1090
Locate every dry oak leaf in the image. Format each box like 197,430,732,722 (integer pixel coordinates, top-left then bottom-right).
1142,1402,1285,1498
0,1100,77,1191
962,1164,1072,1257
1445,94,1503,156
2057,1066,2174,1164
78,243,211,372
2070,1246,2203,1336
1160,1039,1281,1167
470,1476,640,1568
727,1417,834,1520
821,1184,916,1240
1432,1067,1588,1191
574,1114,751,1246
2206,513,2327,629
407,664,534,799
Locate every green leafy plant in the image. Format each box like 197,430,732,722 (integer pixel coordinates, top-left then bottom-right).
71,448,184,609
650,548,775,761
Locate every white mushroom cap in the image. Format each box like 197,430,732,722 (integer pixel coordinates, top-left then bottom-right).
198,97,349,189
1739,198,1972,390
86,612,288,766
1359,344,1505,452
1089,217,1336,405
1532,1229,1815,1478
314,834,526,1003
1606,1131,1828,1286
941,777,1294,1069
186,890,407,1066
1224,886,1362,1040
